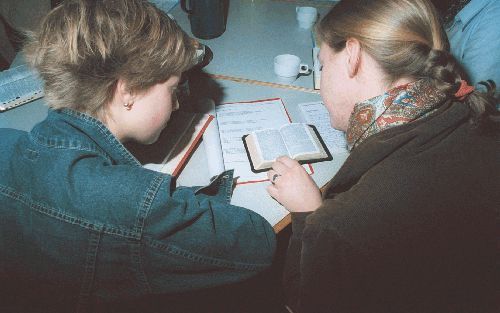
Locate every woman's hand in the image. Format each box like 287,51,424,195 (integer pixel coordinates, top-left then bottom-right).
266,156,322,213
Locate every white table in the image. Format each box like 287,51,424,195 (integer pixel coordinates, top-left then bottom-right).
169,0,333,89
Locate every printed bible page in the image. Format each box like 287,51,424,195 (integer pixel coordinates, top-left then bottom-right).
251,129,289,169
280,123,322,160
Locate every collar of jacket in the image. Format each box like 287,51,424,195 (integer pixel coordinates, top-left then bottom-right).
346,79,447,150
322,99,471,200
454,0,490,30
51,108,141,166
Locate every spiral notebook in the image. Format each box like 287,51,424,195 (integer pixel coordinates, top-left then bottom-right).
0,64,44,112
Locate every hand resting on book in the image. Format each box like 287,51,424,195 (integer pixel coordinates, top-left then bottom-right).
266,156,322,213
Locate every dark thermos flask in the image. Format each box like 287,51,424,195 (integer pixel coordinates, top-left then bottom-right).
180,0,226,39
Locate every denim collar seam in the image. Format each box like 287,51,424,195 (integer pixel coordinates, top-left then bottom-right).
61,109,140,166
30,131,109,157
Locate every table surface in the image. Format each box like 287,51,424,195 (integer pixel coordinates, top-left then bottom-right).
171,0,331,88
0,0,346,232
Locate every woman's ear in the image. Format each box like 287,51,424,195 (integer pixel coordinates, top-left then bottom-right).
116,79,132,103
115,79,135,110
345,38,362,78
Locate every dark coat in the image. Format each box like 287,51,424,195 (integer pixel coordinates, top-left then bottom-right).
285,101,499,313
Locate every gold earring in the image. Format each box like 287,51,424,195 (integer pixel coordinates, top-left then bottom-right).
124,102,133,110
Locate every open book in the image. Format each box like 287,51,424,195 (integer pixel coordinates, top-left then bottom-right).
243,123,331,172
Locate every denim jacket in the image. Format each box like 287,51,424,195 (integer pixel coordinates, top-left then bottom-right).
0,109,276,311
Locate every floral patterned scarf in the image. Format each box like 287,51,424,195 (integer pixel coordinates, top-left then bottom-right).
346,80,447,150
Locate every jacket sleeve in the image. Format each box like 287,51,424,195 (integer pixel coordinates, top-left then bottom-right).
139,170,277,294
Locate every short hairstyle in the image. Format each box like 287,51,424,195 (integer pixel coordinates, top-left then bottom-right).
318,0,498,129
23,0,196,117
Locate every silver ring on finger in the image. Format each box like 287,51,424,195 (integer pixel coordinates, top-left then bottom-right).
271,173,281,184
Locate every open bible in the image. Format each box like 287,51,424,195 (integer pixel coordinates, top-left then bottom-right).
243,123,332,172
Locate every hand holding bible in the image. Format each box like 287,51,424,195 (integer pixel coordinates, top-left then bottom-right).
266,156,322,213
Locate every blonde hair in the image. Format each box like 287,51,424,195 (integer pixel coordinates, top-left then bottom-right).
318,0,498,129
23,0,196,117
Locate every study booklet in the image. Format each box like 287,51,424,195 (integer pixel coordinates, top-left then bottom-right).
243,123,332,172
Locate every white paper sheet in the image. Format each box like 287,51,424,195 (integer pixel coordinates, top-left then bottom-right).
298,101,348,154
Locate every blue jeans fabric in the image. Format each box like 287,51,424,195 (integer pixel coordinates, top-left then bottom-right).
0,109,276,311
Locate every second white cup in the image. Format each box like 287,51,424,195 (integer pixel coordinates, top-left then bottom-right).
274,54,310,79
296,6,318,29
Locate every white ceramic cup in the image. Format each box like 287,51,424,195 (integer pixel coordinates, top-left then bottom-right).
296,6,318,29
274,54,310,79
